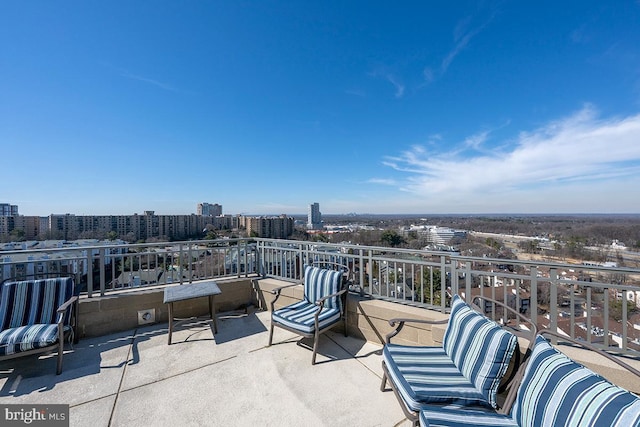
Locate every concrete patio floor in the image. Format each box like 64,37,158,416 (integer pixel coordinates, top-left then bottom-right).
0,310,411,427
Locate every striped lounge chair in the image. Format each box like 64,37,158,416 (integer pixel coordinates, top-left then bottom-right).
268,264,348,364
0,277,79,375
419,331,640,427
381,295,534,426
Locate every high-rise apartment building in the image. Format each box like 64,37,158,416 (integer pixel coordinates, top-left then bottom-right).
244,215,294,238
0,203,18,216
197,202,222,217
307,202,322,230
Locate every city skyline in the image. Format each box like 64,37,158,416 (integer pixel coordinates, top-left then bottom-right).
3,2,640,216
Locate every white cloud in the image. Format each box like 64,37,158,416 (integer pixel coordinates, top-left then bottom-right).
367,178,397,186
463,130,490,150
377,106,640,212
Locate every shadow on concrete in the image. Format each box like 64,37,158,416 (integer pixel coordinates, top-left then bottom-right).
0,326,163,398
215,310,268,345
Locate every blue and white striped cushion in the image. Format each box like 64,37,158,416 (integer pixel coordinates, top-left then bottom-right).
443,295,517,408
303,265,342,310
272,300,341,334
0,324,71,356
383,345,489,411
512,336,640,427
419,405,517,427
0,278,74,330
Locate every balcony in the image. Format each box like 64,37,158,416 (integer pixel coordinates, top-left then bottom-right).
1,238,639,425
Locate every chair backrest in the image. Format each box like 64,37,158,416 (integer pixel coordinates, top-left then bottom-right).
443,294,518,409
303,265,343,310
0,277,75,330
511,335,640,427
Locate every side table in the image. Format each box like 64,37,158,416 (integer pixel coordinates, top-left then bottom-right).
163,281,222,345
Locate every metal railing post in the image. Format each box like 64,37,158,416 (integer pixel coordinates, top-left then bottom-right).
530,267,538,328
179,243,184,285
86,250,94,298
99,248,106,296
440,255,446,312
549,268,558,341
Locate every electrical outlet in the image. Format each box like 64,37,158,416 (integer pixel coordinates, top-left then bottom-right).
137,308,156,325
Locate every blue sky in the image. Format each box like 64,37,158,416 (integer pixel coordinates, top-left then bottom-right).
2,1,640,216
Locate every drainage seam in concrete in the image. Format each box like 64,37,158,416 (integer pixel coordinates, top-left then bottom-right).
104,328,238,426
117,354,237,394
69,355,238,413
327,334,384,380
107,327,137,427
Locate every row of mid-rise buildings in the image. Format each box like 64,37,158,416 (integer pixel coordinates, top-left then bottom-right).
0,202,295,241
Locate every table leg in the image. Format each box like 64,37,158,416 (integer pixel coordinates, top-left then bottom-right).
167,302,173,345
210,295,218,334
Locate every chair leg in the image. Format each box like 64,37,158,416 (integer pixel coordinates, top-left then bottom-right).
380,371,387,391
56,339,64,375
344,310,348,337
268,321,275,346
311,337,318,365
311,328,320,365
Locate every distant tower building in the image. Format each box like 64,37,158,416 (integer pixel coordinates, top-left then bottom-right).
197,202,222,217
0,203,18,216
307,202,322,230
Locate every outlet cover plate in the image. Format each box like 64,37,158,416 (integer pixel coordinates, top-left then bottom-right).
137,308,156,325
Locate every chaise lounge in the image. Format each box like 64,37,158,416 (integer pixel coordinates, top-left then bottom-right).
381,294,536,425
418,329,640,426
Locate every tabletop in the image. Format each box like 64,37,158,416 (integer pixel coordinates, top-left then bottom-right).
163,281,221,304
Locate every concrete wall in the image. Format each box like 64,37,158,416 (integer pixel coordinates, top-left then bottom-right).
78,278,253,338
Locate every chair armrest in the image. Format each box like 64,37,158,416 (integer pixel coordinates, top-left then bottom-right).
385,317,449,344
57,295,79,314
315,288,347,307
55,295,79,326
270,282,300,295
268,282,302,311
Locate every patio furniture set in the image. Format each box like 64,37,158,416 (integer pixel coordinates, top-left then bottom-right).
381,294,640,426
1,265,639,427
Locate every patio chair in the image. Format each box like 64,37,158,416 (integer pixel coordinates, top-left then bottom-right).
0,276,79,375
268,263,349,364
418,329,640,427
381,294,536,426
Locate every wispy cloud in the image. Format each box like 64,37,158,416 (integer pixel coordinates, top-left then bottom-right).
369,68,405,98
441,13,495,74
102,62,185,94
376,106,640,211
419,7,497,88
462,130,490,150
366,178,397,186
387,75,405,98
345,89,367,98
119,70,181,93
570,24,590,44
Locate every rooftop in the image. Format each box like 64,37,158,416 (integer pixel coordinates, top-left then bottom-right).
0,309,410,427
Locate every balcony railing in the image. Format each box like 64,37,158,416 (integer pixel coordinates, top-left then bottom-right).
2,237,640,356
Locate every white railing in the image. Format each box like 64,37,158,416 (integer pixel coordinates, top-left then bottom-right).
2,237,640,355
